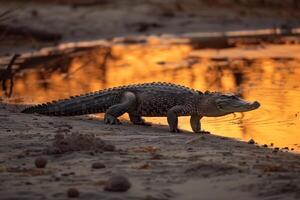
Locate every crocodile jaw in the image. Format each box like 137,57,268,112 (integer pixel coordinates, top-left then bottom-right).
216,99,260,114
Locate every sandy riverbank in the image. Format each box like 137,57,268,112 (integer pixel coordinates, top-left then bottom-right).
0,103,299,200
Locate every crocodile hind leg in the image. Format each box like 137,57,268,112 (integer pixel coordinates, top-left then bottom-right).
129,112,151,126
104,92,136,125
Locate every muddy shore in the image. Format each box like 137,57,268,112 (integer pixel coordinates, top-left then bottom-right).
0,104,299,200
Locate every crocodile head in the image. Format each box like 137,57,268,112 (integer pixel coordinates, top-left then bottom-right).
201,92,260,117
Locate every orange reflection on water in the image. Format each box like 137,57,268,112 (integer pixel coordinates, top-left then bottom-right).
2,42,300,152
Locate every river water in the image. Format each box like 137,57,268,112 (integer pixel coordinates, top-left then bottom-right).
1,40,300,152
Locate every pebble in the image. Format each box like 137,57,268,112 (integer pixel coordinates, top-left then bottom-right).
262,144,268,147
103,144,115,152
104,175,131,192
67,188,79,198
273,147,279,153
248,139,255,144
187,147,193,151
92,162,106,169
35,157,47,168
61,172,75,177
25,181,33,185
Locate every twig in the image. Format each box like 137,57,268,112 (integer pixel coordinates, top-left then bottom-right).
1,54,20,97
0,10,13,23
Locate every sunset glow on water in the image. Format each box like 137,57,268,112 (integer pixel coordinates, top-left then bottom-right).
2,40,300,152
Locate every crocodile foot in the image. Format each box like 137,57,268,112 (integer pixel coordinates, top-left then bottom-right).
104,114,121,125
170,127,181,133
138,121,152,126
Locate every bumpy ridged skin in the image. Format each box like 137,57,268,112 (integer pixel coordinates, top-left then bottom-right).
22,82,202,117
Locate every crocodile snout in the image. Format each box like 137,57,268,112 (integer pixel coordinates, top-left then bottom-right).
250,101,260,109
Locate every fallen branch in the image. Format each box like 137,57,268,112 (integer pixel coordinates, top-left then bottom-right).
0,54,19,97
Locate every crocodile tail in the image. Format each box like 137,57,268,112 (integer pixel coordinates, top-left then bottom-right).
21,91,118,116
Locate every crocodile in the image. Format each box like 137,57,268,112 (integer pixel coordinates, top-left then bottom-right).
22,82,260,133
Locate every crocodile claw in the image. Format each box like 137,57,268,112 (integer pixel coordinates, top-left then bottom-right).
104,114,121,125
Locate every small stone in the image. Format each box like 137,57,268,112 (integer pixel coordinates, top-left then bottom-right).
150,153,163,160
61,172,75,177
273,147,279,153
35,157,47,168
67,188,79,198
262,144,268,147
248,139,255,144
282,147,289,150
31,9,38,17
270,143,274,147
104,175,131,192
92,162,105,169
187,147,193,151
103,144,115,152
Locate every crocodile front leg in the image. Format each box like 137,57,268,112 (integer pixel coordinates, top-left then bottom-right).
167,105,188,133
104,92,136,124
190,115,203,133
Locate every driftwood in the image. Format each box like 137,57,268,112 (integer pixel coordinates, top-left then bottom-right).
0,27,299,72
185,26,300,49
0,24,62,42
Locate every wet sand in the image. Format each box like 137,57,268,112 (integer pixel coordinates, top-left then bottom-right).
0,103,299,200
